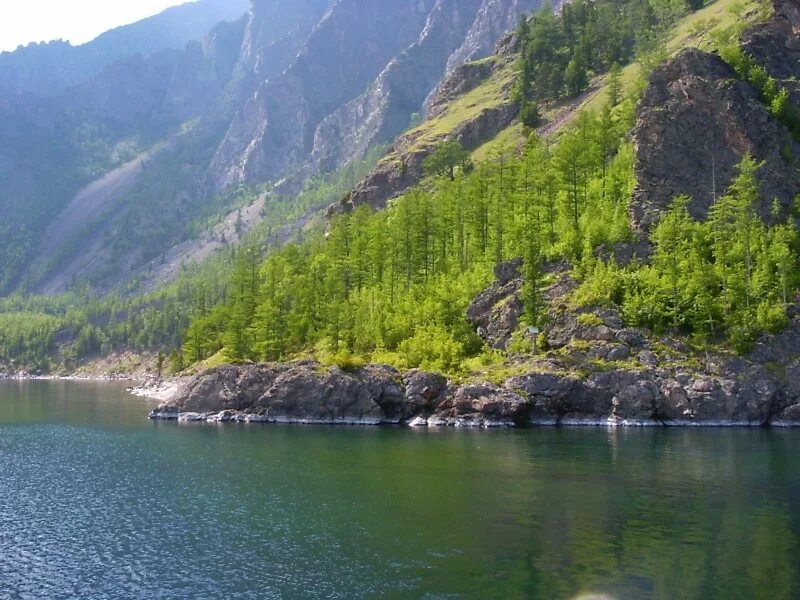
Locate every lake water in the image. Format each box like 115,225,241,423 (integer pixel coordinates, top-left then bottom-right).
1,381,799,599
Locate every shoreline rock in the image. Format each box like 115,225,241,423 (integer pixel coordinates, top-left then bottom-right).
129,377,184,402
0,373,138,382
146,359,800,429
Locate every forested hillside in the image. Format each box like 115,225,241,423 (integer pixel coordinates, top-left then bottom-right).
180,0,796,374
3,0,799,384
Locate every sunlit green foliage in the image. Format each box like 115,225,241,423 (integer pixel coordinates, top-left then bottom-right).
577,156,799,351
186,93,637,373
515,0,697,108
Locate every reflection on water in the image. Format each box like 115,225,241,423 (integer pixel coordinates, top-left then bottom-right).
0,381,799,599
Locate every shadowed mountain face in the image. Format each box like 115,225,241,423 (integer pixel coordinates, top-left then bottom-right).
0,0,545,295
0,0,251,96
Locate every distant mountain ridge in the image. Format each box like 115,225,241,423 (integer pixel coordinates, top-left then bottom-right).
0,0,250,96
208,0,548,191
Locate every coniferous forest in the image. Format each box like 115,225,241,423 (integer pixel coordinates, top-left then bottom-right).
177,0,797,374
1,0,797,377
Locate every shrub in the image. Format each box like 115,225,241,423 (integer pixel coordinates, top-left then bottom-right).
398,325,466,374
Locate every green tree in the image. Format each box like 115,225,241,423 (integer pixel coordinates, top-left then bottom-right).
565,54,589,97
607,62,622,106
423,141,473,181
520,99,543,129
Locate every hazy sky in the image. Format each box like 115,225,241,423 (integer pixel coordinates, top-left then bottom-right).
0,0,195,52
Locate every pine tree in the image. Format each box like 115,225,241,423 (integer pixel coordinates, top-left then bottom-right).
223,246,260,361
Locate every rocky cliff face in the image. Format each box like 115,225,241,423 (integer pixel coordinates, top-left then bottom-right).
207,0,544,192
308,0,486,174
631,2,800,230
443,0,545,74
208,0,438,189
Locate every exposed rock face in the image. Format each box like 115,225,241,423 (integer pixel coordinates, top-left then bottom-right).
209,0,541,192
443,0,551,74
209,0,437,189
148,337,800,427
466,259,524,350
309,0,487,174
465,259,578,351
427,59,496,118
631,46,800,230
151,362,453,426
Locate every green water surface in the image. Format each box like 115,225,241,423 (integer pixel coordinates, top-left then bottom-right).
0,380,798,599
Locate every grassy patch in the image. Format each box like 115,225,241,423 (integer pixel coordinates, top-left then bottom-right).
576,313,605,327
405,58,517,153
471,123,527,162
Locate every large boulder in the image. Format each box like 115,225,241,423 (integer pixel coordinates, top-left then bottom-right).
505,372,581,424
256,363,405,425
631,48,800,230
151,361,409,425
402,370,450,417
429,383,531,427
151,363,286,417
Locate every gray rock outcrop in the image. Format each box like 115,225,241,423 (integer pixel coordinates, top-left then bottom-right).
148,347,800,427
631,47,800,230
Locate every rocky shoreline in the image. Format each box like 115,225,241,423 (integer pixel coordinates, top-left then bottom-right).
0,373,137,382
146,256,800,430
146,358,800,428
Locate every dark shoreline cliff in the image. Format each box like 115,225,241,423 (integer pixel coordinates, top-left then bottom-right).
146,353,800,428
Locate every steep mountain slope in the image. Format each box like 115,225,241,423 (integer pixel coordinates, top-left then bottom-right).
145,0,800,429
0,15,250,293
0,0,250,96
208,0,548,191
1,0,549,296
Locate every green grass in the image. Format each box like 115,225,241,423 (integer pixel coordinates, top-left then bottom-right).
667,0,763,52
402,57,517,154
471,123,526,161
